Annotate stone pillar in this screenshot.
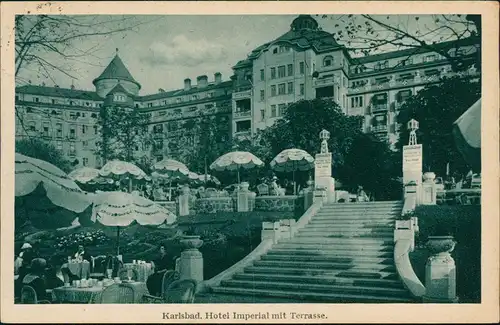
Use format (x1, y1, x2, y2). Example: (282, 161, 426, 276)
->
(421, 172, 437, 205)
(314, 130, 335, 203)
(402, 119, 423, 203)
(261, 221, 281, 243)
(178, 185, 190, 216)
(303, 179, 314, 211)
(237, 182, 250, 212)
(423, 236, 458, 303)
(178, 235, 204, 282)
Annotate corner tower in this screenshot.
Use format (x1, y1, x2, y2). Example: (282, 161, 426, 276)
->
(93, 49, 141, 98)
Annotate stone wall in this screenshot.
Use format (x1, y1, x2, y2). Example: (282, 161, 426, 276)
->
(254, 196, 302, 213)
(193, 197, 235, 214)
(155, 201, 177, 214)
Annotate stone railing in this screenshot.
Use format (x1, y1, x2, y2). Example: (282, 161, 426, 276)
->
(253, 195, 300, 212)
(193, 197, 235, 214)
(436, 188, 481, 205)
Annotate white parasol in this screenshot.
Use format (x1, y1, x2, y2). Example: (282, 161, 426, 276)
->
(210, 151, 264, 183)
(270, 148, 315, 194)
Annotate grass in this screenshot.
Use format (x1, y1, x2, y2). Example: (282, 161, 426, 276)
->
(409, 205, 481, 303)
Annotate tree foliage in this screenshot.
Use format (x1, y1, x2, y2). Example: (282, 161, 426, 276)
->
(318, 14, 481, 72)
(16, 138, 73, 173)
(395, 75, 481, 177)
(95, 105, 152, 163)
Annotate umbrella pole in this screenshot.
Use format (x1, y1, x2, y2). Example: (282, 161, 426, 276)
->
(116, 227, 120, 256)
(237, 168, 240, 184)
(293, 170, 296, 195)
(128, 177, 133, 193)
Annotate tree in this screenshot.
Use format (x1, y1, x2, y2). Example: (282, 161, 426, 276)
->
(395, 75, 481, 177)
(95, 105, 152, 163)
(318, 14, 480, 72)
(16, 138, 73, 173)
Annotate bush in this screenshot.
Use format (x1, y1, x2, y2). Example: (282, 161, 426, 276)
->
(410, 205, 481, 303)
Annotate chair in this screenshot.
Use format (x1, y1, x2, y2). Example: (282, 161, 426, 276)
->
(118, 268, 138, 281)
(89, 255, 107, 279)
(20, 285, 51, 304)
(165, 279, 197, 303)
(142, 270, 180, 303)
(99, 283, 135, 304)
(257, 183, 269, 196)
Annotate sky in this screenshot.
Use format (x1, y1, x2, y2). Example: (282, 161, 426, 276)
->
(16, 14, 473, 94)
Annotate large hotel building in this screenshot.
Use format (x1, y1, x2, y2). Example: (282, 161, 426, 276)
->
(15, 15, 480, 169)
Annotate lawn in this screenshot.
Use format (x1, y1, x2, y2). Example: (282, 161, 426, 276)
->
(409, 205, 481, 303)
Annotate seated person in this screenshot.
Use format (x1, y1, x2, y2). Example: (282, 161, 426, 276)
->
(21, 258, 48, 301)
(146, 244, 173, 296)
(15, 243, 34, 276)
(43, 263, 64, 290)
(357, 186, 369, 202)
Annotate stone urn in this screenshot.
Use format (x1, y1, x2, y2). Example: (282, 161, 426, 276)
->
(426, 235, 456, 256)
(180, 235, 204, 251)
(423, 172, 436, 182)
(306, 179, 314, 189)
(239, 181, 250, 192)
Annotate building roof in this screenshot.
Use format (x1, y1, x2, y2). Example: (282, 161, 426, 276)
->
(106, 83, 131, 96)
(16, 85, 102, 101)
(92, 54, 141, 88)
(353, 37, 480, 65)
(140, 80, 233, 101)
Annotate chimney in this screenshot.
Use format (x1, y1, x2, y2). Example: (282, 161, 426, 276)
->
(70, 84, 75, 90)
(197, 75, 208, 88)
(214, 72, 222, 84)
(184, 78, 191, 91)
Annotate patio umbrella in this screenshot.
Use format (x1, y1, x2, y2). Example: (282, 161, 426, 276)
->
(198, 174, 221, 186)
(99, 160, 147, 192)
(210, 151, 264, 184)
(68, 167, 100, 184)
(452, 98, 481, 172)
(152, 158, 190, 198)
(270, 149, 315, 194)
(15, 153, 92, 213)
(90, 191, 177, 255)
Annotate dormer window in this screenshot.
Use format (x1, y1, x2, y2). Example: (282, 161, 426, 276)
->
(192, 95, 198, 101)
(323, 56, 333, 67)
(176, 98, 182, 103)
(114, 94, 126, 102)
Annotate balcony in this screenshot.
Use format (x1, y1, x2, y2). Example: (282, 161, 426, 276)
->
(153, 132, 164, 139)
(233, 109, 251, 119)
(371, 125, 388, 133)
(371, 104, 388, 113)
(313, 76, 335, 87)
(233, 89, 252, 100)
(234, 130, 251, 138)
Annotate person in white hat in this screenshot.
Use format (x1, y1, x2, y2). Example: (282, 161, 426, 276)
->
(14, 243, 33, 275)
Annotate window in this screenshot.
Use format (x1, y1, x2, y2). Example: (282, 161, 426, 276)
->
(299, 62, 305, 74)
(82, 113, 86, 118)
(323, 56, 333, 67)
(69, 126, 76, 139)
(278, 103, 286, 116)
(56, 141, 62, 150)
(260, 109, 265, 121)
(287, 64, 294, 76)
(270, 67, 276, 79)
(260, 90, 265, 101)
(83, 141, 88, 148)
(300, 83, 305, 95)
(147, 103, 153, 108)
(270, 105, 277, 118)
(34, 97, 39, 103)
(83, 158, 88, 166)
(56, 123, 63, 138)
(350, 96, 364, 108)
(424, 55, 436, 63)
(271, 85, 276, 96)
(93, 125, 98, 134)
(153, 124, 163, 134)
(192, 95, 198, 101)
(69, 101, 74, 106)
(114, 94, 126, 102)
(278, 83, 286, 95)
(260, 69, 265, 81)
(278, 66, 286, 78)
(208, 92, 214, 98)
(235, 120, 251, 133)
(176, 98, 182, 103)
(82, 125, 87, 134)
(287, 82, 294, 94)
(205, 104, 214, 110)
(51, 99, 56, 104)
(16, 95, 19, 101)
(42, 123, 50, 137)
(69, 143, 76, 156)
(273, 48, 278, 54)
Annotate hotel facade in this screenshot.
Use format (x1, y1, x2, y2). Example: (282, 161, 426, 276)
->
(15, 15, 480, 169)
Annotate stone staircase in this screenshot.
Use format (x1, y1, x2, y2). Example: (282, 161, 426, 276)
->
(210, 201, 418, 303)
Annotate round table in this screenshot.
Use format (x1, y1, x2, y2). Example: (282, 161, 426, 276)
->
(124, 263, 153, 282)
(52, 282, 148, 304)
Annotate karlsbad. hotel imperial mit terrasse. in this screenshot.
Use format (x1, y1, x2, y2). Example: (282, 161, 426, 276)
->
(15, 15, 480, 169)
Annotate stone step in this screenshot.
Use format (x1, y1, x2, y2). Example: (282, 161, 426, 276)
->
(210, 287, 414, 303)
(268, 248, 394, 257)
(220, 279, 411, 298)
(273, 243, 394, 253)
(320, 204, 402, 209)
(296, 230, 394, 238)
(233, 272, 404, 289)
(261, 253, 394, 265)
(253, 260, 396, 272)
(244, 266, 398, 279)
(312, 214, 397, 220)
(305, 222, 394, 228)
(314, 211, 399, 217)
(285, 237, 394, 245)
(325, 201, 402, 206)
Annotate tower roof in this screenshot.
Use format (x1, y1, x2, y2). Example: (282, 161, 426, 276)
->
(92, 53, 141, 89)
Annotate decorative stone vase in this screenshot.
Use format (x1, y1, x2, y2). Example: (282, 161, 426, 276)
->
(426, 235, 456, 256)
(239, 182, 250, 191)
(423, 172, 436, 182)
(180, 235, 204, 251)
